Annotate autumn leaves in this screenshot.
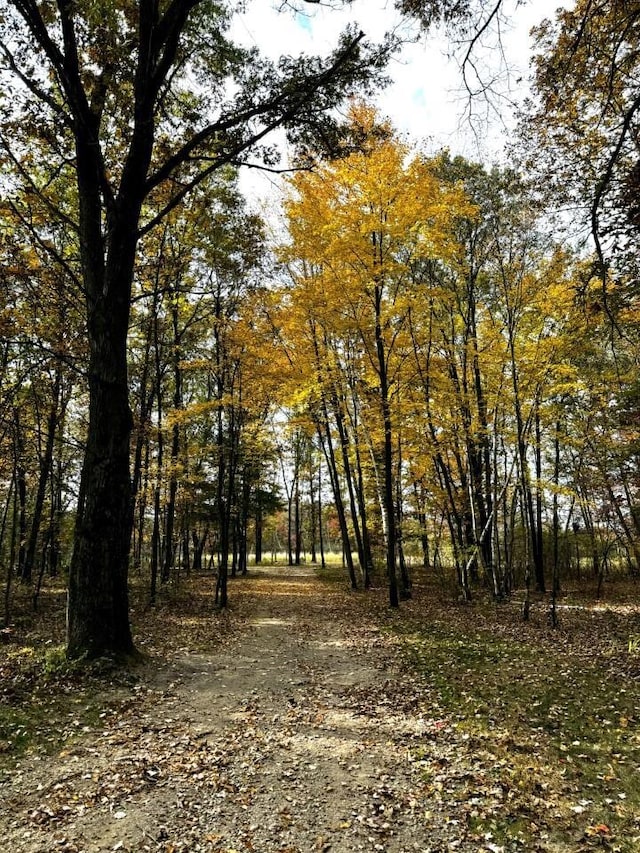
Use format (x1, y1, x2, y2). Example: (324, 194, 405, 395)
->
(270, 102, 636, 602)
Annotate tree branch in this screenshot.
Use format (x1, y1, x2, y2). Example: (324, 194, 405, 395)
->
(0, 40, 73, 127)
(145, 31, 365, 197)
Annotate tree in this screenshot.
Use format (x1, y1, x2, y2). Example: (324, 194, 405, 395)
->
(0, 196, 83, 617)
(281, 104, 471, 605)
(524, 1, 640, 580)
(526, 1, 640, 277)
(0, 0, 546, 657)
(0, 0, 403, 658)
(128, 169, 273, 603)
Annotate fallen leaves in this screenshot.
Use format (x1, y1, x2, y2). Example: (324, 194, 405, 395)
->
(4, 569, 640, 853)
(586, 823, 611, 836)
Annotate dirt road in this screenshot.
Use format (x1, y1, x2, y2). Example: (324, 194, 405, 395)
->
(2, 567, 487, 853)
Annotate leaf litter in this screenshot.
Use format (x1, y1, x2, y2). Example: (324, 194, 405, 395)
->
(1, 567, 640, 852)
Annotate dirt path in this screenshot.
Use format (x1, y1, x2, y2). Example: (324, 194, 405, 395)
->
(2, 568, 488, 853)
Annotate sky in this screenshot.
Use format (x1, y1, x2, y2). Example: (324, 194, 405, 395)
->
(230, 0, 568, 203)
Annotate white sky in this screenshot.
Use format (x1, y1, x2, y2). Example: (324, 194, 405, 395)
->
(231, 0, 567, 203)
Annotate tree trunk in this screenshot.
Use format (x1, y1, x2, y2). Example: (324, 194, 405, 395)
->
(318, 459, 326, 569)
(230, 516, 238, 578)
(14, 409, 27, 584)
(64, 60, 151, 656)
(351, 421, 375, 587)
(309, 459, 318, 564)
(551, 419, 561, 628)
(162, 292, 183, 584)
(534, 401, 545, 591)
(395, 440, 411, 599)
(67, 189, 139, 658)
(49, 419, 66, 578)
(23, 369, 62, 589)
(373, 281, 399, 608)
(287, 494, 294, 565)
(294, 474, 301, 565)
(317, 420, 357, 589)
(413, 480, 431, 571)
(216, 507, 230, 608)
(333, 393, 366, 580)
(131, 289, 158, 574)
(239, 477, 250, 575)
(255, 503, 263, 564)
(2, 474, 15, 628)
(310, 322, 355, 585)
(67, 295, 135, 659)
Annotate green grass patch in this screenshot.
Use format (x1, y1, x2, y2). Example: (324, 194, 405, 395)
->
(314, 560, 353, 585)
(399, 617, 640, 851)
(0, 641, 138, 771)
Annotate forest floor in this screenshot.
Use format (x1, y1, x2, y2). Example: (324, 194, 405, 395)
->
(1, 565, 640, 853)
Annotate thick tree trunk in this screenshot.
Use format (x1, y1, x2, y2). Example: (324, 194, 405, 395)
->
(67, 302, 135, 659)
(67, 192, 138, 658)
(63, 62, 149, 655)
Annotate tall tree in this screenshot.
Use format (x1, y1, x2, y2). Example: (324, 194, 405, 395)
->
(526, 1, 640, 277)
(0, 0, 399, 658)
(281, 104, 471, 605)
(524, 1, 640, 578)
(0, 0, 546, 656)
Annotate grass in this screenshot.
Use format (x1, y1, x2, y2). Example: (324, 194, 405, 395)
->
(395, 592, 640, 852)
(0, 643, 114, 770)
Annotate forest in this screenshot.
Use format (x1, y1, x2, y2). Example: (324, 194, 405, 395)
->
(1, 1, 640, 851)
(1, 0, 638, 645)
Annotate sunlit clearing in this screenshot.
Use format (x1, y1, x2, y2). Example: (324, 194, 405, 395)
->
(252, 617, 294, 628)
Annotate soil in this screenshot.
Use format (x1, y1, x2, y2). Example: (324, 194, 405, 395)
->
(1, 567, 528, 852)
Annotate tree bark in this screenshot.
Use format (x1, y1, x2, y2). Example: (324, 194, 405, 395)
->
(67, 289, 135, 658)
(23, 369, 62, 591)
(65, 18, 149, 656)
(373, 280, 399, 608)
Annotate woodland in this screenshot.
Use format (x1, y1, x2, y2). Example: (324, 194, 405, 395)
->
(1, 0, 640, 851)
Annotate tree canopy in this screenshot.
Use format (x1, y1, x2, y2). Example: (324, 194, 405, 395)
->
(0, 0, 638, 663)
